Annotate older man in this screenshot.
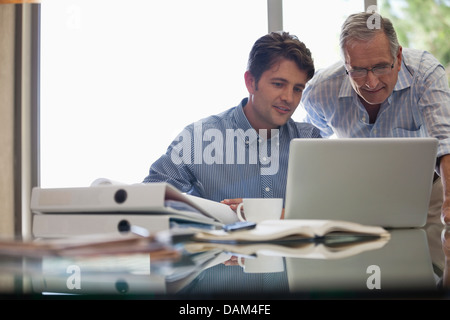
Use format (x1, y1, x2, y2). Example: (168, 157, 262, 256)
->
(301, 12, 450, 225)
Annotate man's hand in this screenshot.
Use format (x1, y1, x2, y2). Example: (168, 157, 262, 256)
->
(222, 255, 242, 266)
(221, 198, 285, 219)
(220, 198, 243, 212)
(442, 198, 450, 225)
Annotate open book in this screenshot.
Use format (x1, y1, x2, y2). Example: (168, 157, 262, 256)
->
(193, 219, 390, 243)
(185, 236, 390, 260)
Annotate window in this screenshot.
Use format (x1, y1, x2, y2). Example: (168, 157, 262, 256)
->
(283, 0, 363, 121)
(41, 0, 267, 187)
(40, 0, 365, 187)
(379, 0, 450, 84)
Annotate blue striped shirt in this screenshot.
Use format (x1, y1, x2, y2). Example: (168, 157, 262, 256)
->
(301, 48, 450, 158)
(143, 98, 321, 202)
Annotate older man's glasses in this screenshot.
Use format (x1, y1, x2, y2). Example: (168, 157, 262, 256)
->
(346, 63, 394, 78)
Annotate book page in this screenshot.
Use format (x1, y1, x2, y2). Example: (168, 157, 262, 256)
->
(194, 219, 316, 242)
(159, 182, 238, 224)
(182, 194, 239, 225)
(319, 220, 389, 237)
(194, 219, 390, 242)
(184, 238, 389, 260)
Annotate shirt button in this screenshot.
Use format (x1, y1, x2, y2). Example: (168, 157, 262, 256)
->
(262, 156, 267, 162)
(265, 187, 270, 192)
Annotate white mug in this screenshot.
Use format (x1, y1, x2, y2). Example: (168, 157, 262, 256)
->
(236, 198, 283, 223)
(238, 254, 284, 273)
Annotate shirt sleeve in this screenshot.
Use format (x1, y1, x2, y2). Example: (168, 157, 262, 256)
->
(417, 62, 450, 159)
(142, 126, 202, 196)
(294, 121, 323, 138)
(143, 153, 194, 191)
(301, 81, 335, 138)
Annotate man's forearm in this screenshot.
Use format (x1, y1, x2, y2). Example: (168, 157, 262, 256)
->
(439, 154, 450, 225)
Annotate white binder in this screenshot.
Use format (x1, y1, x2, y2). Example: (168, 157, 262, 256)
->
(31, 182, 238, 238)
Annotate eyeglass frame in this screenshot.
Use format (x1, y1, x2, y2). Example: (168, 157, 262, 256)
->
(345, 62, 395, 79)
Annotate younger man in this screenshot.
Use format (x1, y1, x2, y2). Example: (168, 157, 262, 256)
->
(144, 32, 321, 210)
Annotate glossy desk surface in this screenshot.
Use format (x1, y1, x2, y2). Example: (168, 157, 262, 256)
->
(0, 222, 449, 301)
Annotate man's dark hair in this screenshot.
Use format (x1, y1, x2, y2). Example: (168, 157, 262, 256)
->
(247, 31, 315, 84)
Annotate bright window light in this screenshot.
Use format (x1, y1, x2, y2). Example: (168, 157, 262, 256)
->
(40, 0, 267, 187)
(40, 0, 364, 187)
(283, 0, 363, 121)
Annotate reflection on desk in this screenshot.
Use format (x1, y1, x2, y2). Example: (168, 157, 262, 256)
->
(0, 225, 449, 299)
(286, 229, 436, 293)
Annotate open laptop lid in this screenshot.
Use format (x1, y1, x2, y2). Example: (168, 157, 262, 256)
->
(284, 138, 438, 228)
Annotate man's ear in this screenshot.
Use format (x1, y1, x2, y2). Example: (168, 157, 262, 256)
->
(396, 46, 403, 71)
(244, 71, 256, 94)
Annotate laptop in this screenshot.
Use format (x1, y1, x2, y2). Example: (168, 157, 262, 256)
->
(284, 138, 438, 228)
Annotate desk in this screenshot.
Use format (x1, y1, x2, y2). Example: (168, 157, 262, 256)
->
(0, 222, 449, 302)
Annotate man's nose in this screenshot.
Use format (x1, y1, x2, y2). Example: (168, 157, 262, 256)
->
(364, 70, 380, 89)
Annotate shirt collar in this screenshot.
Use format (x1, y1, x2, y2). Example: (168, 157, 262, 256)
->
(393, 56, 412, 92)
(339, 76, 354, 98)
(234, 98, 253, 131)
(334, 64, 353, 98)
(234, 97, 285, 145)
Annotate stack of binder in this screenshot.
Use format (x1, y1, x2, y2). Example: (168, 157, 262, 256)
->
(30, 181, 238, 238)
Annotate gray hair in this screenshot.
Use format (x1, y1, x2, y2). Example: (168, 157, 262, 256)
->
(339, 12, 400, 61)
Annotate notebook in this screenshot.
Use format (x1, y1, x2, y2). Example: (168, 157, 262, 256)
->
(284, 138, 438, 228)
